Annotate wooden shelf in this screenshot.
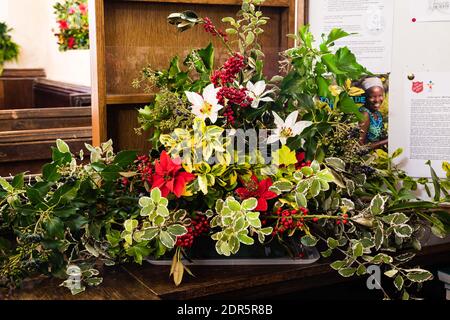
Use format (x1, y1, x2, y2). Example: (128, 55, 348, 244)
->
(106, 94, 154, 105)
(122, 0, 290, 8)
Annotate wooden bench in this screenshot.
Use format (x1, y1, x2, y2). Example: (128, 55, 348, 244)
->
(0, 107, 92, 176)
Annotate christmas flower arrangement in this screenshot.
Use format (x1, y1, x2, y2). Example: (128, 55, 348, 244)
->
(53, 0, 89, 51)
(0, 22, 20, 75)
(1, 0, 449, 299)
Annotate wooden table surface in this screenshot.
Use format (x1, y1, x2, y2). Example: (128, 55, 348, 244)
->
(5, 243, 450, 300)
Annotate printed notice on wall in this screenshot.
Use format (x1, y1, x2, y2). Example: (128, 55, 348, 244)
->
(411, 0, 450, 22)
(309, 0, 394, 74)
(395, 72, 450, 178)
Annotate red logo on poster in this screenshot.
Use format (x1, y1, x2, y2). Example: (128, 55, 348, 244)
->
(412, 81, 424, 93)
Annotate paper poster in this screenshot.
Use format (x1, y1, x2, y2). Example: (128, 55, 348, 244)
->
(308, 0, 394, 74)
(411, 0, 450, 22)
(393, 72, 450, 178)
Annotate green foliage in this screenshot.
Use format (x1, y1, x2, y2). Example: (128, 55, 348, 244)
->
(0, 22, 20, 74)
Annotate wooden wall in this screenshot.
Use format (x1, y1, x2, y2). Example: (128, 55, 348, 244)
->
(0, 69, 46, 110)
(90, 0, 307, 152)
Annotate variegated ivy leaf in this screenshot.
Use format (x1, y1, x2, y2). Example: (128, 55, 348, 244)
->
(166, 224, 188, 236)
(325, 157, 346, 172)
(56, 139, 70, 154)
(340, 198, 355, 211)
(369, 194, 388, 216)
(381, 212, 409, 225)
(308, 179, 321, 198)
(316, 169, 335, 183)
(271, 180, 294, 193)
(393, 224, 413, 238)
(405, 269, 433, 283)
(242, 198, 258, 211)
(295, 192, 307, 208)
(141, 227, 159, 241)
(124, 219, 138, 232)
(226, 197, 241, 211)
(159, 230, 176, 249)
(151, 188, 162, 203)
(310, 160, 321, 173)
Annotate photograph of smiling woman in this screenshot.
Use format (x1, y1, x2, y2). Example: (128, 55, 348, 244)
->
(358, 76, 389, 150)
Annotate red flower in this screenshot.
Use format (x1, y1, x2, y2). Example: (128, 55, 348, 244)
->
(236, 175, 278, 211)
(58, 20, 69, 30)
(295, 152, 305, 170)
(79, 3, 88, 14)
(68, 7, 76, 14)
(67, 37, 76, 49)
(152, 151, 196, 198)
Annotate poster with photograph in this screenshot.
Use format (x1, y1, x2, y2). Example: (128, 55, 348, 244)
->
(309, 0, 394, 74)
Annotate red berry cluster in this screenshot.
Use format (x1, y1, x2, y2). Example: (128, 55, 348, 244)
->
(223, 106, 236, 125)
(176, 215, 210, 248)
(210, 54, 245, 86)
(202, 17, 228, 41)
(336, 213, 349, 225)
(136, 155, 153, 184)
(270, 207, 309, 236)
(218, 87, 252, 108)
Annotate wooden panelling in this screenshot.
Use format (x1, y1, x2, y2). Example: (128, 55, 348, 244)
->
(107, 104, 152, 152)
(0, 107, 91, 131)
(0, 69, 46, 110)
(32, 79, 91, 108)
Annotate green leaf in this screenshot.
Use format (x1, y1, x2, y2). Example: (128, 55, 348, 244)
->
(227, 198, 241, 211)
(166, 224, 187, 236)
(384, 269, 399, 278)
(405, 270, 433, 283)
(56, 139, 70, 154)
(272, 181, 293, 192)
(370, 194, 387, 215)
(339, 96, 363, 120)
(241, 198, 258, 211)
(43, 217, 64, 239)
(151, 188, 162, 203)
(238, 234, 254, 245)
(124, 219, 138, 232)
(11, 173, 24, 189)
(326, 28, 350, 44)
(141, 228, 159, 241)
(295, 192, 307, 208)
(0, 177, 13, 192)
(338, 268, 356, 277)
(394, 275, 404, 291)
(374, 226, 384, 250)
(325, 157, 346, 172)
(245, 31, 255, 45)
(330, 260, 345, 270)
(327, 237, 339, 249)
(159, 230, 176, 249)
(356, 265, 367, 276)
(393, 224, 413, 238)
(301, 235, 318, 247)
(352, 242, 363, 257)
(113, 151, 137, 168)
(321, 248, 333, 258)
(42, 163, 61, 182)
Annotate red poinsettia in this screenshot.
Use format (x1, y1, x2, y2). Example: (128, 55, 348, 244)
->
(58, 20, 69, 30)
(67, 37, 76, 49)
(152, 151, 196, 198)
(235, 175, 278, 211)
(79, 3, 88, 14)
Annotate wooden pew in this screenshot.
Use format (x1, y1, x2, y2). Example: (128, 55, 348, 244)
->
(0, 107, 92, 177)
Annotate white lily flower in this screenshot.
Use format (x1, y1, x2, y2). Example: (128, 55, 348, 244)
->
(185, 84, 223, 123)
(267, 111, 313, 145)
(246, 80, 274, 109)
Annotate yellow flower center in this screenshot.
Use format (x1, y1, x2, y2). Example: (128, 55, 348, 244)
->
(200, 102, 213, 115)
(280, 127, 293, 138)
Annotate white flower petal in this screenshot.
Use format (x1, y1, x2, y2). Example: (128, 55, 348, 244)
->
(251, 98, 260, 109)
(260, 96, 274, 102)
(203, 84, 219, 105)
(246, 81, 254, 92)
(285, 111, 299, 128)
(253, 80, 266, 96)
(209, 112, 218, 124)
(272, 111, 285, 128)
(267, 134, 280, 144)
(212, 104, 224, 112)
(280, 137, 287, 145)
(185, 91, 204, 108)
(292, 121, 313, 135)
